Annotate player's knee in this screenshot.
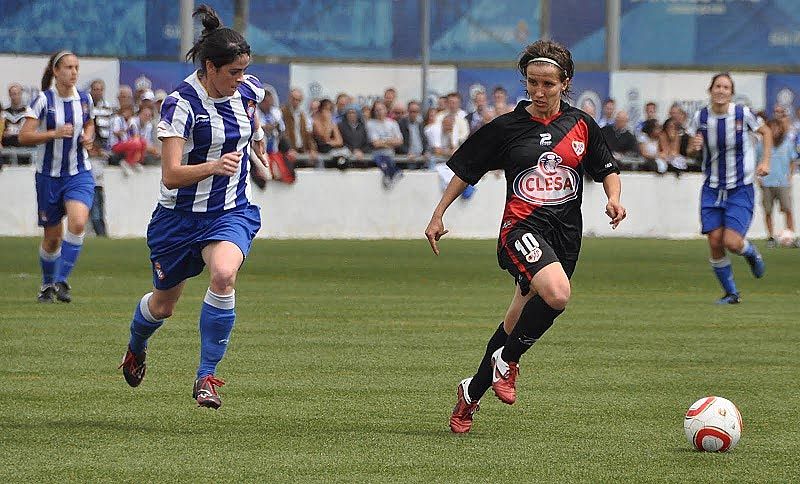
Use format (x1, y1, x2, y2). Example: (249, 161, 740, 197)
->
(541, 285, 571, 310)
(42, 237, 61, 253)
(150, 299, 176, 320)
(210, 266, 238, 292)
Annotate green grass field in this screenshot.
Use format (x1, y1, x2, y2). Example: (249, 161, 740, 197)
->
(1, 237, 798, 482)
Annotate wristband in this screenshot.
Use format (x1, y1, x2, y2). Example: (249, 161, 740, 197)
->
(252, 127, 265, 142)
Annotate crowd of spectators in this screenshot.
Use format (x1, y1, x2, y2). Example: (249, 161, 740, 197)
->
(2, 79, 799, 190)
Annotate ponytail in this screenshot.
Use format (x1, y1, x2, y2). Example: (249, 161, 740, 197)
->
(41, 64, 54, 91)
(185, 4, 250, 74)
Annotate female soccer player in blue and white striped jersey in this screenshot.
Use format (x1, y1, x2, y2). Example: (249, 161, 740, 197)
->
(118, 4, 269, 409)
(19, 51, 95, 304)
(687, 73, 772, 304)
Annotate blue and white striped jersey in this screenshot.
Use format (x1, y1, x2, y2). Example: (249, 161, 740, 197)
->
(26, 87, 93, 177)
(157, 71, 265, 213)
(687, 103, 762, 189)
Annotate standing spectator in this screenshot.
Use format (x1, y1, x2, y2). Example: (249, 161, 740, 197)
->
(423, 107, 439, 148)
(436, 92, 469, 148)
(597, 98, 616, 127)
(465, 90, 493, 134)
(773, 104, 794, 138)
(281, 88, 318, 163)
(117, 85, 134, 112)
(491, 86, 513, 116)
(600, 110, 638, 158)
(258, 85, 284, 154)
(361, 104, 372, 121)
(133, 75, 152, 110)
(366, 100, 403, 188)
(397, 100, 427, 156)
(758, 118, 798, 248)
(87, 79, 112, 237)
(390, 101, 406, 121)
(383, 87, 397, 117)
(436, 95, 448, 113)
(338, 104, 370, 158)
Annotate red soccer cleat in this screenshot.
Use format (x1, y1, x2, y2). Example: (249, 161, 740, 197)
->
(193, 375, 225, 409)
(491, 348, 519, 405)
(450, 378, 480, 433)
(119, 346, 147, 387)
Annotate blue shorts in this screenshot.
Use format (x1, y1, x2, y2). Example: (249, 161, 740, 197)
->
(700, 184, 754, 236)
(146, 204, 262, 290)
(35, 170, 95, 227)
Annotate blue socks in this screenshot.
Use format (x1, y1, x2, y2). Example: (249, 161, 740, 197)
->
(710, 257, 737, 295)
(55, 230, 84, 283)
(128, 292, 164, 354)
(197, 289, 236, 379)
(39, 245, 61, 285)
(738, 240, 756, 260)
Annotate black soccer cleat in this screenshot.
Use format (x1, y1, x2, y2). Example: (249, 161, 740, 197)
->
(716, 293, 741, 305)
(37, 284, 56, 303)
(54, 281, 72, 303)
(119, 346, 147, 387)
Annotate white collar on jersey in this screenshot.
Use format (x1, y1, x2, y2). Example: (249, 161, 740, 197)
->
(49, 86, 80, 101)
(187, 71, 236, 102)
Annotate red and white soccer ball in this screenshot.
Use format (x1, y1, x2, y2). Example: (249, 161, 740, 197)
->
(778, 229, 796, 247)
(684, 396, 742, 452)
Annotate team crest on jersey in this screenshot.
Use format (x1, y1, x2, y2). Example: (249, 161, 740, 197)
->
(247, 100, 256, 120)
(81, 102, 89, 115)
(154, 262, 165, 280)
(572, 140, 585, 156)
(735, 120, 743, 132)
(513, 152, 579, 206)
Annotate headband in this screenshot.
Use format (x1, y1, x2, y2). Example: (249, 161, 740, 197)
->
(52, 50, 74, 68)
(527, 57, 568, 77)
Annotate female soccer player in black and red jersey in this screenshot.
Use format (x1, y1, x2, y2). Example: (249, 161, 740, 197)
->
(425, 40, 627, 433)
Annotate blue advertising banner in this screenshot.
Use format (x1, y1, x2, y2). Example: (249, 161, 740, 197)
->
(621, 0, 800, 66)
(766, 73, 800, 118)
(457, 67, 608, 116)
(120, 60, 289, 101)
(550, 0, 606, 65)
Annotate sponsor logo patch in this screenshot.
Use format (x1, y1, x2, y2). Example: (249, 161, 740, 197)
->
(512, 152, 579, 206)
(539, 133, 552, 146)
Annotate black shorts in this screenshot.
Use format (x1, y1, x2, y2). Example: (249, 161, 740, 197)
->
(498, 229, 577, 296)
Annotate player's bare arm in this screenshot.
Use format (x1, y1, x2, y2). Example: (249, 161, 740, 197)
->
(425, 174, 468, 255)
(602, 173, 626, 229)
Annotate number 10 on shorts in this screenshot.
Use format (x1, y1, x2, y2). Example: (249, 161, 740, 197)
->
(514, 233, 543, 263)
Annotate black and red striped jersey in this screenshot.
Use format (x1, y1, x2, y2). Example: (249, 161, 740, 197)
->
(447, 100, 620, 260)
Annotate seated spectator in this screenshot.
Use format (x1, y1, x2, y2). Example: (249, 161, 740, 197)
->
(312, 99, 345, 153)
(88, 79, 113, 154)
(397, 100, 427, 156)
(428, 115, 475, 199)
(465, 90, 494, 134)
(423, 107, 440, 148)
(280, 88, 318, 164)
(259, 86, 284, 154)
(334, 92, 350, 124)
(366, 100, 403, 189)
(361, 104, 372, 122)
(338, 104, 371, 158)
(597, 98, 616, 127)
(436, 95, 448, 113)
(110, 105, 147, 174)
(492, 86, 513, 116)
(638, 119, 668, 174)
(132, 106, 160, 164)
(1, 83, 28, 148)
(601, 110, 638, 157)
(659, 118, 689, 174)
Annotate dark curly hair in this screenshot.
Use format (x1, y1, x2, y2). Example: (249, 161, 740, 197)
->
(518, 40, 574, 98)
(185, 4, 251, 75)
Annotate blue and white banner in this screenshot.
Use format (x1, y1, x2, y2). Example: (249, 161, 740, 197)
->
(621, 0, 800, 67)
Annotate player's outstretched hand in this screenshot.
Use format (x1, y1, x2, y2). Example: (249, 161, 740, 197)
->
(213, 151, 242, 177)
(606, 199, 627, 229)
(425, 216, 449, 255)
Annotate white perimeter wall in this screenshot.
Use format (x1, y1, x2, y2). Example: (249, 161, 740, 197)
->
(0, 167, 796, 239)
